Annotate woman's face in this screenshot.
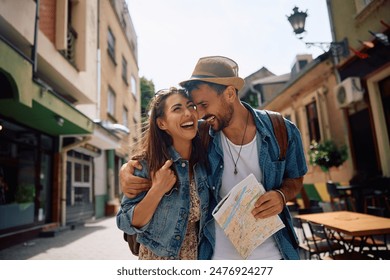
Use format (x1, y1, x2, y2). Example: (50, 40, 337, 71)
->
(157, 93, 198, 143)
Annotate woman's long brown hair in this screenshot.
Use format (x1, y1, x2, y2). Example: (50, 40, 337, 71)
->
(133, 87, 207, 178)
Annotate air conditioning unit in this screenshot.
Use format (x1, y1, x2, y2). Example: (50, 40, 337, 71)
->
(333, 77, 364, 109)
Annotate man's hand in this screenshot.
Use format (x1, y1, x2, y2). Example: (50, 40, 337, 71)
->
(119, 160, 151, 198)
(251, 190, 284, 219)
(251, 177, 303, 219)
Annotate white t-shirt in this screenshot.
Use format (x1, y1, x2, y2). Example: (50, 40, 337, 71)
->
(212, 132, 282, 260)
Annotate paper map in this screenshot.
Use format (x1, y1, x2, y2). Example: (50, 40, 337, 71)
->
(212, 173, 285, 259)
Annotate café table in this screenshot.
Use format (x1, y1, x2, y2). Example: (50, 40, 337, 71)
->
(296, 211, 390, 253)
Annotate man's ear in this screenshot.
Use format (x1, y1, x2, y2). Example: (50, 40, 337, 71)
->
(224, 85, 236, 100)
(157, 117, 167, 130)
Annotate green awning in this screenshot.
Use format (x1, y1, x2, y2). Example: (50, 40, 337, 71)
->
(0, 39, 93, 135)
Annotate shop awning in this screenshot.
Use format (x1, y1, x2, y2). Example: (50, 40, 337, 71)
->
(0, 39, 94, 136)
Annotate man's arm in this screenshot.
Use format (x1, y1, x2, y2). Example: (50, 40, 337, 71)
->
(279, 176, 303, 202)
(119, 160, 151, 198)
(251, 176, 303, 219)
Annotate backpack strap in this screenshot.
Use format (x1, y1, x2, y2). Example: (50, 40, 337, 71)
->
(266, 110, 288, 160)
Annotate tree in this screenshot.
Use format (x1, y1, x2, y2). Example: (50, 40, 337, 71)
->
(140, 76, 155, 125)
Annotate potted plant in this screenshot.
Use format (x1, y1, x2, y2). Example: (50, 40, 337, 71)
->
(308, 140, 348, 181)
(0, 183, 35, 230)
(15, 183, 35, 203)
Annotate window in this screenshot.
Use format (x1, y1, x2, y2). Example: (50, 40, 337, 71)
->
(131, 75, 137, 99)
(123, 107, 128, 128)
(306, 101, 321, 143)
(108, 87, 116, 117)
(67, 151, 92, 206)
(107, 28, 116, 62)
(122, 56, 128, 83)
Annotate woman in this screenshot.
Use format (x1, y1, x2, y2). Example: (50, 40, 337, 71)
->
(116, 87, 212, 260)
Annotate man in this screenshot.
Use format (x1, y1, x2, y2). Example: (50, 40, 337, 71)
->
(120, 56, 307, 259)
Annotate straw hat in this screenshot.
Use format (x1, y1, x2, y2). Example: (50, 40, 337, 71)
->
(179, 56, 245, 90)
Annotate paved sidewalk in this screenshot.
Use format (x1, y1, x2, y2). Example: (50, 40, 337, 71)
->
(0, 216, 137, 260)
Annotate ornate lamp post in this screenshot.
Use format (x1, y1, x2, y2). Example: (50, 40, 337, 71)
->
(287, 6, 349, 61)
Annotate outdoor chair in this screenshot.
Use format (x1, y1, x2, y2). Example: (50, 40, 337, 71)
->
(307, 222, 374, 260)
(326, 181, 356, 211)
(295, 207, 333, 260)
(306, 221, 345, 259)
(360, 206, 389, 259)
(292, 217, 320, 260)
(361, 176, 390, 216)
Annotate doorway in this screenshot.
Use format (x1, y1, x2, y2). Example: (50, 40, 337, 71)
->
(349, 109, 380, 178)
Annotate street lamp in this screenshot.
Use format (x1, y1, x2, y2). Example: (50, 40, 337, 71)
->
(287, 6, 349, 61)
(287, 7, 308, 39)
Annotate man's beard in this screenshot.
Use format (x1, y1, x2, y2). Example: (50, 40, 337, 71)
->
(212, 100, 233, 132)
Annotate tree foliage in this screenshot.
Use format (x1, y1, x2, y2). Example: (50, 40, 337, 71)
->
(140, 76, 155, 122)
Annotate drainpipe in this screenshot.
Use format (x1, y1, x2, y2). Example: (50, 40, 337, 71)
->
(60, 136, 91, 227)
(97, 0, 101, 119)
(326, 0, 341, 83)
(107, 149, 115, 203)
(32, 0, 40, 77)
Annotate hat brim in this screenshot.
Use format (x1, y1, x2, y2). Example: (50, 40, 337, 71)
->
(179, 77, 245, 91)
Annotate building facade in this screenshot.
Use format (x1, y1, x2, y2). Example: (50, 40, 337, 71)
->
(252, 0, 389, 207)
(327, 0, 390, 179)
(95, 0, 141, 216)
(0, 0, 140, 249)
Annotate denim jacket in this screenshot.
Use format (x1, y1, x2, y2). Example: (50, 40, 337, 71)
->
(206, 102, 308, 260)
(116, 146, 212, 260)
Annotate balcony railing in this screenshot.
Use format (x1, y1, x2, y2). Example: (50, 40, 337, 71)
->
(60, 25, 77, 66)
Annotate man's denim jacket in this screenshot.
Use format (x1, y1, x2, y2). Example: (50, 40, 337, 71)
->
(205, 102, 308, 260)
(116, 146, 212, 260)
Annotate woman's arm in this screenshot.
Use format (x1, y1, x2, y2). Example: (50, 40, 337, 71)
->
(132, 160, 176, 228)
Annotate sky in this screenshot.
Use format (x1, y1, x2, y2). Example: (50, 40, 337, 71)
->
(126, 0, 333, 91)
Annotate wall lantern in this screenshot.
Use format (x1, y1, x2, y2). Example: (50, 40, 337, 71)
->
(287, 6, 349, 61)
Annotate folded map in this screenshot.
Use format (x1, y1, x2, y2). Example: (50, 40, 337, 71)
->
(212, 173, 285, 259)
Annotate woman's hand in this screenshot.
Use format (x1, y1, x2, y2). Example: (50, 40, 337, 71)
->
(151, 159, 177, 197)
(132, 159, 177, 228)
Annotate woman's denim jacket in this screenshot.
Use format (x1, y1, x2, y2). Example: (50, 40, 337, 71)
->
(116, 146, 212, 260)
(205, 102, 308, 260)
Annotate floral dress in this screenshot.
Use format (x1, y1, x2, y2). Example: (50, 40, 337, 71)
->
(138, 179, 201, 260)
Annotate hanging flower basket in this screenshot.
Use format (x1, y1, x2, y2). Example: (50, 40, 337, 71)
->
(308, 140, 348, 179)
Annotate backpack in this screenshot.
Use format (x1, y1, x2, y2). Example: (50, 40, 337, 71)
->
(265, 110, 288, 160)
(123, 111, 288, 256)
(123, 232, 139, 256)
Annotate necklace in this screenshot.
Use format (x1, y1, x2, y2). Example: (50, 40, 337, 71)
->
(225, 110, 250, 175)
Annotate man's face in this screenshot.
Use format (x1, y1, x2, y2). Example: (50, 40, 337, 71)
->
(190, 84, 233, 132)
